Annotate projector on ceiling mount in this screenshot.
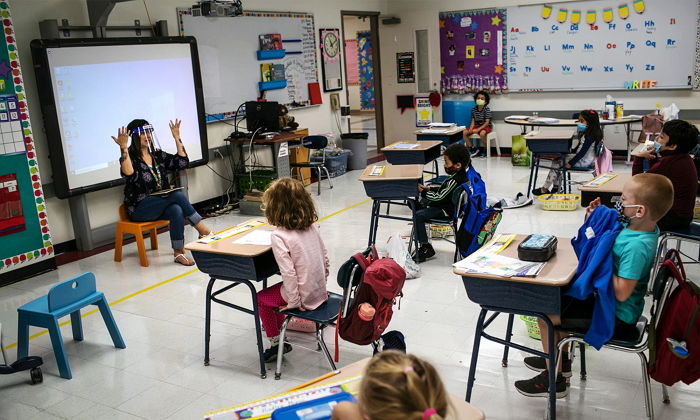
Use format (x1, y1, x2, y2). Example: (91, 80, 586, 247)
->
(192, 1, 243, 17)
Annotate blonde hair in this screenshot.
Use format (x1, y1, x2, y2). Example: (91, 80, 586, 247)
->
(629, 173, 674, 221)
(262, 177, 318, 230)
(359, 351, 449, 420)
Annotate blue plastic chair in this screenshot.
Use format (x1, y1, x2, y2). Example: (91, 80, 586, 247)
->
(17, 272, 126, 379)
(274, 292, 342, 380)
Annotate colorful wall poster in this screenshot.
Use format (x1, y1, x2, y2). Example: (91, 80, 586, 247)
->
(344, 39, 359, 85)
(415, 97, 433, 127)
(357, 31, 375, 109)
(0, 1, 54, 275)
(396, 52, 415, 83)
(439, 8, 507, 94)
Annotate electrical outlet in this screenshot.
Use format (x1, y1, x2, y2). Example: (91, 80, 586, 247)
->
(330, 93, 340, 111)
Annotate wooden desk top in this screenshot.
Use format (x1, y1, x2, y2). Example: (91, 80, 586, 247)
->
(225, 131, 306, 144)
(358, 164, 424, 182)
(315, 358, 485, 420)
(381, 140, 442, 152)
(184, 218, 274, 257)
(454, 234, 577, 286)
(414, 126, 465, 135)
(579, 172, 632, 193)
(524, 129, 576, 140)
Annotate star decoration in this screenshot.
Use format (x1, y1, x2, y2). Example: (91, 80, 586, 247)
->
(418, 109, 431, 120)
(494, 65, 504, 74)
(439, 19, 445, 29)
(491, 15, 502, 26)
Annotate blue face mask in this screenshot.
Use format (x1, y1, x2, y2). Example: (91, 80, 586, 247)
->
(576, 123, 587, 132)
(653, 141, 662, 153)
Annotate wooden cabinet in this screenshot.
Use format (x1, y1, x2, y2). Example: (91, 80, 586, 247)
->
(289, 128, 311, 185)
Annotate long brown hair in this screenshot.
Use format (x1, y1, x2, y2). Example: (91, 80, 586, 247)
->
(262, 177, 318, 230)
(359, 351, 450, 420)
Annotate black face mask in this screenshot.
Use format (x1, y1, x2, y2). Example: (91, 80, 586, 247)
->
(445, 165, 459, 175)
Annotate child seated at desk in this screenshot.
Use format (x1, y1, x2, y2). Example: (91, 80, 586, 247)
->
(257, 178, 330, 362)
(331, 351, 450, 420)
(464, 90, 492, 157)
(414, 143, 470, 263)
(515, 173, 674, 398)
(532, 109, 603, 196)
(632, 119, 699, 231)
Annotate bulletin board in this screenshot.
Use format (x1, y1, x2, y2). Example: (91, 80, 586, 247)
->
(345, 39, 359, 85)
(178, 9, 319, 120)
(358, 31, 375, 109)
(439, 8, 508, 94)
(0, 1, 54, 274)
(506, 0, 698, 91)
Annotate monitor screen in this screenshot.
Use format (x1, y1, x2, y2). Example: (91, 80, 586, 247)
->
(245, 101, 279, 133)
(31, 37, 208, 198)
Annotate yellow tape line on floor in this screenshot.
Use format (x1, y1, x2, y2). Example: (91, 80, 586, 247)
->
(3, 197, 372, 351)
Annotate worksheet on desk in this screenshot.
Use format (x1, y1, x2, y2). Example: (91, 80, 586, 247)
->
(233, 229, 273, 245)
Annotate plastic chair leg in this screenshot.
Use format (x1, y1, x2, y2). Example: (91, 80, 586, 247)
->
(95, 297, 126, 349)
(70, 310, 84, 341)
(579, 342, 587, 380)
(323, 167, 333, 189)
(114, 227, 123, 262)
(134, 231, 149, 267)
(16, 315, 30, 359)
(48, 318, 72, 379)
(149, 228, 159, 250)
(662, 384, 670, 404)
(638, 351, 654, 419)
(317, 326, 336, 371)
(275, 317, 292, 380)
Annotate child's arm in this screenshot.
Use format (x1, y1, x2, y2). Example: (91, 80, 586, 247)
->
(612, 275, 638, 302)
(319, 228, 330, 278)
(331, 402, 362, 420)
(271, 234, 302, 309)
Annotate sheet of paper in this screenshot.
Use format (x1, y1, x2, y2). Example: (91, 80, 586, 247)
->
(233, 229, 272, 245)
(582, 173, 618, 188)
(386, 142, 419, 150)
(197, 221, 265, 244)
(368, 165, 385, 176)
(453, 253, 541, 277)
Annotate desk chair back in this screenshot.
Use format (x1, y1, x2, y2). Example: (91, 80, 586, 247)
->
(48, 273, 97, 312)
(293, 135, 333, 195)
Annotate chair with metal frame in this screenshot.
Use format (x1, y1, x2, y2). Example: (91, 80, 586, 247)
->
(425, 185, 468, 262)
(290, 135, 333, 195)
(555, 250, 677, 419)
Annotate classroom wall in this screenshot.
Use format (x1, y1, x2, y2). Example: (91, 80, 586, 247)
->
(11, 0, 388, 244)
(380, 0, 700, 148)
(343, 15, 371, 111)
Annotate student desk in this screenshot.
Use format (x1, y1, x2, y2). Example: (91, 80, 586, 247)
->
(505, 117, 643, 162)
(578, 172, 632, 208)
(415, 126, 466, 147)
(381, 140, 442, 177)
(359, 164, 423, 252)
(523, 130, 576, 197)
(185, 219, 278, 379)
(204, 357, 485, 420)
(454, 234, 577, 420)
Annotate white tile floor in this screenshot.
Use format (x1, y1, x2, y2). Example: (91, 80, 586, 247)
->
(1, 157, 699, 419)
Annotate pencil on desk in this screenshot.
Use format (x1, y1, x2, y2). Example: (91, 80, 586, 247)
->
(287, 369, 341, 392)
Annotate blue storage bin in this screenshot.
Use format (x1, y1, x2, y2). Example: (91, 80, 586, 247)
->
(442, 100, 475, 127)
(311, 151, 349, 178)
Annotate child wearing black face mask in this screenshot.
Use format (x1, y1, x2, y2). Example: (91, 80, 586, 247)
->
(413, 144, 471, 263)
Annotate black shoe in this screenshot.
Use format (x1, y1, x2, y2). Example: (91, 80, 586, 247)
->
(531, 186, 559, 197)
(263, 343, 292, 363)
(524, 353, 572, 378)
(514, 370, 569, 398)
(470, 147, 480, 157)
(412, 243, 436, 263)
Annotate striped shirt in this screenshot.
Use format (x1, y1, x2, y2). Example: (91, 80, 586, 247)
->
(423, 170, 467, 216)
(471, 106, 493, 128)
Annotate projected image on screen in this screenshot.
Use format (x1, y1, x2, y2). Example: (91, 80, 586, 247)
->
(40, 41, 205, 194)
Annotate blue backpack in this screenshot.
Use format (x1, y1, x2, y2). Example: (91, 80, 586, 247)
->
(455, 166, 503, 259)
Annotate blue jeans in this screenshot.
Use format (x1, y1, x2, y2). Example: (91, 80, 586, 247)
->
(414, 206, 447, 244)
(130, 191, 202, 250)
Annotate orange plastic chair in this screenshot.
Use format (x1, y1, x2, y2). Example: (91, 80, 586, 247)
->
(114, 204, 169, 267)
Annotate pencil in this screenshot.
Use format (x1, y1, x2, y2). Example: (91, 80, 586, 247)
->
(286, 369, 341, 392)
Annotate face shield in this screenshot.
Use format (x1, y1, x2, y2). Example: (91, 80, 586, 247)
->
(132, 124, 163, 154)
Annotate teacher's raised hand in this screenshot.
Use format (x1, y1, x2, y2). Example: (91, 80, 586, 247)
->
(169, 119, 182, 141)
(111, 126, 130, 149)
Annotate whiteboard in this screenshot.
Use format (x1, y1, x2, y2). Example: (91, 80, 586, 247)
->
(179, 10, 318, 116)
(507, 0, 698, 91)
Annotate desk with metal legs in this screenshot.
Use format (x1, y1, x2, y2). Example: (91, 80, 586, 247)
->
(455, 235, 577, 420)
(524, 130, 576, 197)
(382, 140, 442, 177)
(185, 219, 277, 379)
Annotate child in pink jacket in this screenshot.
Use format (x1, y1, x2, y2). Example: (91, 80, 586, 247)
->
(257, 177, 329, 362)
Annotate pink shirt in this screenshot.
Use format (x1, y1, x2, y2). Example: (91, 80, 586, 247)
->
(271, 224, 329, 310)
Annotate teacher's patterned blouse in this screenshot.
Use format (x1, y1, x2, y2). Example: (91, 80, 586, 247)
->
(120, 150, 189, 217)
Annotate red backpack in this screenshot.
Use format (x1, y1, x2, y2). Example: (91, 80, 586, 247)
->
(648, 249, 700, 386)
(335, 247, 406, 360)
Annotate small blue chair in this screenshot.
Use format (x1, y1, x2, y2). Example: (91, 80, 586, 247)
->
(17, 272, 125, 379)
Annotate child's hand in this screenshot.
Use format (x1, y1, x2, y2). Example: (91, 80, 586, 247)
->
(637, 150, 656, 160)
(586, 197, 601, 216)
(418, 184, 428, 192)
(279, 305, 305, 312)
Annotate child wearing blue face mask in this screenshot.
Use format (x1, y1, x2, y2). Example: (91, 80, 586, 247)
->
(532, 109, 604, 196)
(464, 90, 492, 157)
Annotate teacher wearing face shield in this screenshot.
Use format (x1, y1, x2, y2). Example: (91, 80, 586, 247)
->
(112, 118, 211, 266)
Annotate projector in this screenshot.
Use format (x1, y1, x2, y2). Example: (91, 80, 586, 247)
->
(192, 1, 242, 17)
